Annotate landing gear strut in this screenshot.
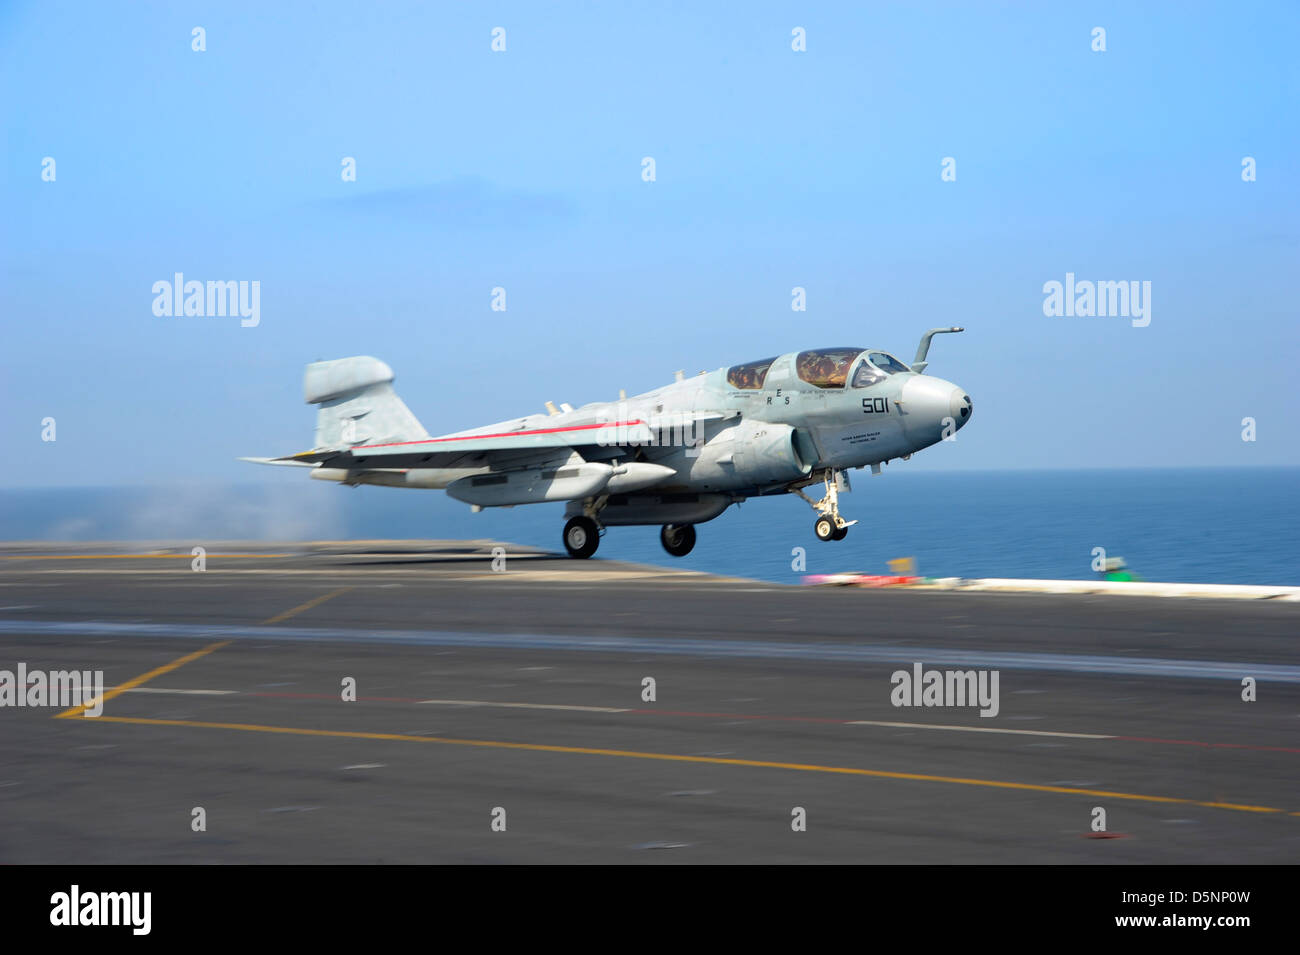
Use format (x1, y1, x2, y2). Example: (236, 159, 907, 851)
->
(660, 523, 696, 557)
(795, 470, 857, 543)
(563, 515, 600, 559)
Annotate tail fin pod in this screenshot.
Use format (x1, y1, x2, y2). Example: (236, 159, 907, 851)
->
(304, 356, 428, 449)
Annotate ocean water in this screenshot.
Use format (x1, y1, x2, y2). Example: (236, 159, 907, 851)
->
(2, 468, 1296, 586)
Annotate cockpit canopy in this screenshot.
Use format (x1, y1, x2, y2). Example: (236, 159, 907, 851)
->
(727, 348, 912, 391)
(796, 348, 912, 389)
(726, 356, 777, 390)
(866, 351, 910, 375)
(795, 348, 861, 388)
(851, 351, 911, 387)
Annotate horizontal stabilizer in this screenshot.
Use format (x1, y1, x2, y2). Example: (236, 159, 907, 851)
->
(238, 456, 318, 468)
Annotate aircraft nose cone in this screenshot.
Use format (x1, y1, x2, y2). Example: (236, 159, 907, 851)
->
(901, 376, 970, 442)
(950, 388, 972, 427)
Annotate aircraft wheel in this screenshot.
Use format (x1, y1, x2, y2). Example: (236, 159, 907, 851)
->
(814, 517, 837, 541)
(832, 524, 848, 541)
(660, 523, 696, 557)
(563, 516, 599, 559)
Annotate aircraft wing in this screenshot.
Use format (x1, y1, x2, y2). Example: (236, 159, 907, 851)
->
(274, 418, 657, 470)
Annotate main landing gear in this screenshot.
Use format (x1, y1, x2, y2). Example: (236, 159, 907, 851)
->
(562, 515, 600, 559)
(561, 516, 698, 559)
(794, 470, 857, 543)
(660, 523, 696, 557)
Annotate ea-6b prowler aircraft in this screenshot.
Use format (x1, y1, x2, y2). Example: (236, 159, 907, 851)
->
(244, 329, 972, 559)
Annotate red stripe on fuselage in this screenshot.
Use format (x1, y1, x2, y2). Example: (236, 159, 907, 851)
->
(353, 420, 647, 451)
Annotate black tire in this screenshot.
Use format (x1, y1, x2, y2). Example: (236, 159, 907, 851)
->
(563, 516, 599, 559)
(814, 517, 837, 541)
(832, 524, 848, 541)
(660, 523, 696, 557)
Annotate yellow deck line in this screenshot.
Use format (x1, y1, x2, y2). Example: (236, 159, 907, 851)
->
(53, 587, 351, 717)
(55, 640, 232, 718)
(262, 587, 351, 624)
(0, 554, 291, 560)
(75, 715, 1300, 817)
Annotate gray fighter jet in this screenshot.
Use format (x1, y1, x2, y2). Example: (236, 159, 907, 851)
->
(244, 328, 971, 558)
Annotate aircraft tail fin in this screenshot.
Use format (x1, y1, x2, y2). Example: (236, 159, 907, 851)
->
(303, 356, 429, 450)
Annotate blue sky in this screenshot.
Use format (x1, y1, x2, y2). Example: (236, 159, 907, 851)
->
(3, 1, 1298, 487)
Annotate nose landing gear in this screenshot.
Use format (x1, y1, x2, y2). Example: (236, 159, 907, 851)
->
(814, 517, 848, 541)
(795, 470, 857, 542)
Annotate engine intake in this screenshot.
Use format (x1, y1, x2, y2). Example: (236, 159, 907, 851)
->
(732, 422, 813, 486)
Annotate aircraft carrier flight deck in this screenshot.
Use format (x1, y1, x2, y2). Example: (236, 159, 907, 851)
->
(1, 541, 1297, 864)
